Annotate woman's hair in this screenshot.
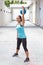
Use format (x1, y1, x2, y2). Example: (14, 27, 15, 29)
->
(19, 15, 22, 21)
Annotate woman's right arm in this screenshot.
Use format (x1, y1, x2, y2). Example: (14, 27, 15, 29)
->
(21, 6, 25, 26)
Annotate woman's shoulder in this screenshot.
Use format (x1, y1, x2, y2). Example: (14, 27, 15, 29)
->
(20, 22, 24, 27)
(16, 23, 24, 28)
(16, 24, 20, 29)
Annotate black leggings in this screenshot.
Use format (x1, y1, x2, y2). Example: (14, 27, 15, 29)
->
(17, 38, 28, 52)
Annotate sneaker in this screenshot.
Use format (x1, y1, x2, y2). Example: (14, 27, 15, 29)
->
(12, 53, 18, 57)
(24, 58, 30, 62)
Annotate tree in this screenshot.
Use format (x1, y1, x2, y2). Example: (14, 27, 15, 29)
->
(4, 0, 10, 7)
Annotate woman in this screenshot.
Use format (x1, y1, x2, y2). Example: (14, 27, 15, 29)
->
(13, 6, 29, 62)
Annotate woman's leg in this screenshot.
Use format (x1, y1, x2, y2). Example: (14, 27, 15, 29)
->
(13, 38, 21, 57)
(22, 38, 29, 62)
(16, 38, 22, 53)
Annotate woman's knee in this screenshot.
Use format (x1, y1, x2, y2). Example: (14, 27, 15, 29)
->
(23, 47, 28, 52)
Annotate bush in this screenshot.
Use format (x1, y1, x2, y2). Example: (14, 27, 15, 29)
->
(20, 1, 26, 4)
(4, 0, 10, 7)
(10, 1, 14, 4)
(4, 0, 27, 7)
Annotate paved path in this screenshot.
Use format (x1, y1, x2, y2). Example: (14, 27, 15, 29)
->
(0, 21, 43, 65)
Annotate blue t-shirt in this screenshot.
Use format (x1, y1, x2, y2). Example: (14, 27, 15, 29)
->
(16, 24, 26, 38)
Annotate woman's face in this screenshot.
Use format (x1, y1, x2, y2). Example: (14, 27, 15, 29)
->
(16, 16, 21, 23)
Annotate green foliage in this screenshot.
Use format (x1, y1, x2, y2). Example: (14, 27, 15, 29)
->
(13, 1, 27, 4)
(20, 1, 26, 4)
(4, 0, 10, 7)
(4, 0, 27, 7)
(10, 1, 14, 4)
